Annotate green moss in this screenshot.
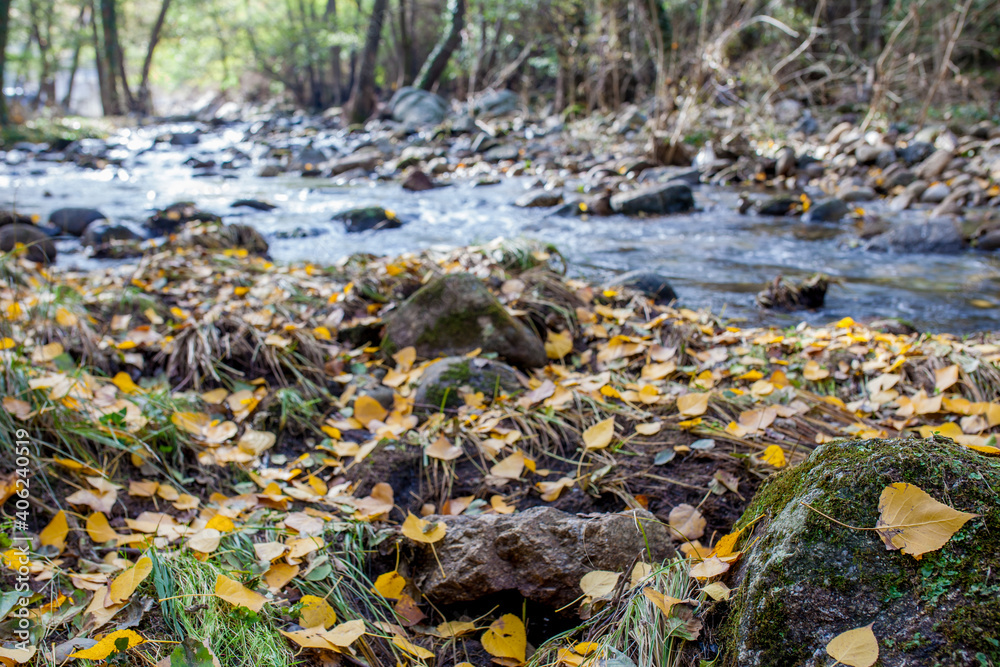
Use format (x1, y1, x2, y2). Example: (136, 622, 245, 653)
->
(720, 437, 1000, 666)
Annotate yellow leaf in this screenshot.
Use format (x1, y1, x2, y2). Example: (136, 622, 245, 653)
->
(401, 513, 447, 544)
(172, 411, 210, 435)
(214, 574, 268, 612)
(187, 529, 222, 554)
(2, 396, 32, 420)
(580, 570, 619, 598)
(677, 392, 710, 417)
(825, 623, 879, 667)
(635, 422, 662, 435)
(490, 495, 516, 514)
(426, 435, 463, 461)
(761, 445, 786, 468)
(201, 388, 229, 404)
(238, 428, 277, 456)
(108, 555, 153, 604)
(642, 588, 683, 616)
(638, 384, 660, 405)
(32, 342, 64, 363)
(324, 619, 366, 647)
(803, 360, 830, 381)
(437, 621, 477, 638)
(279, 626, 339, 650)
(688, 556, 730, 581)
(392, 634, 435, 660)
(112, 372, 142, 394)
(536, 476, 574, 502)
(934, 365, 959, 393)
(393, 346, 416, 370)
(86, 512, 121, 544)
(300, 595, 338, 629)
(354, 395, 388, 427)
(917, 422, 963, 440)
(701, 581, 731, 600)
(875, 483, 978, 559)
(583, 417, 616, 450)
(545, 329, 574, 359)
(69, 629, 145, 660)
(40, 510, 69, 552)
(491, 451, 525, 479)
(668, 504, 707, 540)
(373, 571, 407, 600)
(481, 614, 527, 662)
(0, 646, 35, 664)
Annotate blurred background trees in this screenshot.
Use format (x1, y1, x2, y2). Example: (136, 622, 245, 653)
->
(0, 0, 997, 121)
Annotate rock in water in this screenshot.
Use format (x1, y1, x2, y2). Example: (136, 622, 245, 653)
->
(389, 87, 448, 125)
(82, 223, 142, 247)
(408, 507, 674, 608)
(865, 219, 965, 253)
(334, 207, 403, 233)
(802, 198, 848, 223)
(515, 189, 563, 208)
(610, 183, 694, 215)
(49, 207, 107, 236)
(146, 202, 221, 235)
(413, 356, 524, 411)
(721, 438, 1000, 666)
(384, 273, 547, 368)
(401, 169, 437, 191)
(190, 224, 269, 255)
(0, 224, 57, 264)
(756, 274, 830, 310)
(608, 271, 678, 305)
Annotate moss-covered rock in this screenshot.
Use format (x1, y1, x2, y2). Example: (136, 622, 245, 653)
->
(384, 273, 547, 368)
(721, 437, 1000, 667)
(413, 356, 525, 411)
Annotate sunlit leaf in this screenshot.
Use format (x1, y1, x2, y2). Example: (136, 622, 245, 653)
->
(825, 623, 879, 667)
(108, 555, 153, 604)
(69, 629, 145, 660)
(401, 513, 446, 543)
(214, 574, 267, 612)
(300, 595, 338, 629)
(481, 614, 526, 662)
(677, 392, 710, 417)
(875, 483, 978, 559)
(583, 417, 616, 450)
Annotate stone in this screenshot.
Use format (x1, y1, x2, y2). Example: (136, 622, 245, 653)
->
(0, 211, 34, 227)
(408, 507, 674, 608)
(0, 224, 57, 264)
(231, 199, 277, 211)
(257, 164, 282, 178)
(920, 182, 951, 203)
(384, 273, 546, 368)
(334, 207, 403, 233)
(865, 218, 965, 253)
(915, 149, 954, 181)
(401, 169, 437, 191)
(290, 146, 328, 174)
(775, 148, 796, 177)
(824, 121, 853, 145)
(899, 141, 935, 166)
(839, 186, 876, 202)
(802, 198, 848, 223)
(413, 356, 524, 411)
(190, 224, 269, 255)
(883, 169, 916, 189)
(483, 145, 520, 162)
(607, 271, 678, 305)
(610, 183, 694, 215)
(389, 87, 448, 125)
(773, 98, 803, 124)
(146, 202, 220, 235)
(515, 189, 563, 208)
(976, 229, 1000, 251)
(48, 207, 107, 236)
(472, 89, 519, 118)
(721, 438, 1000, 667)
(854, 143, 885, 165)
(328, 149, 382, 176)
(168, 132, 200, 146)
(753, 197, 799, 217)
(82, 223, 142, 247)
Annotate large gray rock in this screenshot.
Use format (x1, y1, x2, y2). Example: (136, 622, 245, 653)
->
(473, 89, 519, 118)
(334, 207, 403, 233)
(0, 224, 56, 264)
(413, 356, 524, 411)
(409, 507, 674, 608)
(610, 183, 694, 215)
(865, 218, 965, 253)
(607, 271, 678, 305)
(384, 273, 546, 368)
(915, 149, 954, 181)
(802, 198, 849, 223)
(328, 149, 382, 176)
(49, 207, 106, 236)
(389, 87, 448, 125)
(82, 223, 142, 247)
(721, 438, 1000, 667)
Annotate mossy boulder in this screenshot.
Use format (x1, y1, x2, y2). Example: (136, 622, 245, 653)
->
(335, 207, 403, 233)
(721, 437, 1000, 667)
(413, 356, 525, 411)
(384, 273, 547, 368)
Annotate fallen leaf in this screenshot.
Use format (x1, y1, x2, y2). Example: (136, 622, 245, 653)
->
(545, 329, 574, 359)
(426, 435, 463, 461)
(2, 396, 33, 420)
(40, 510, 69, 552)
(875, 483, 978, 559)
(635, 422, 662, 435)
(803, 361, 830, 381)
(214, 574, 267, 612)
(491, 451, 525, 479)
(669, 504, 707, 540)
(437, 620, 477, 638)
(481, 614, 527, 662)
(701, 581, 731, 600)
(583, 417, 616, 450)
(300, 595, 337, 629)
(934, 365, 959, 393)
(108, 555, 153, 604)
(354, 395, 388, 427)
(677, 392, 710, 417)
(69, 629, 145, 660)
(688, 556, 730, 581)
(825, 623, 879, 667)
(401, 513, 446, 543)
(392, 634, 434, 660)
(761, 445, 786, 468)
(324, 619, 366, 647)
(373, 571, 407, 599)
(643, 588, 683, 616)
(580, 570, 619, 598)
(86, 512, 121, 544)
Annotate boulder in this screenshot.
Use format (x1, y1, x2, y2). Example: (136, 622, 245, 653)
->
(231, 199, 277, 211)
(721, 437, 1000, 667)
(607, 271, 678, 305)
(49, 207, 106, 236)
(146, 202, 221, 235)
(483, 145, 520, 163)
(610, 183, 694, 215)
(915, 149, 954, 181)
(413, 356, 524, 411)
(976, 229, 1000, 251)
(0, 211, 34, 227)
(82, 223, 142, 247)
(384, 273, 546, 368)
(290, 146, 328, 175)
(802, 198, 848, 223)
(0, 224, 57, 264)
(389, 87, 448, 125)
(401, 169, 437, 192)
(334, 207, 403, 233)
(168, 132, 200, 146)
(472, 89, 519, 118)
(865, 218, 965, 253)
(899, 141, 935, 166)
(190, 224, 269, 255)
(515, 189, 563, 208)
(328, 149, 382, 176)
(409, 507, 674, 608)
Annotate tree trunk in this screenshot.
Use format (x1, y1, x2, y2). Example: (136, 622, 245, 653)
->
(345, 0, 388, 124)
(415, 0, 465, 91)
(398, 0, 416, 85)
(90, 0, 112, 114)
(0, 0, 10, 124)
(61, 4, 89, 109)
(99, 0, 122, 114)
(136, 0, 172, 115)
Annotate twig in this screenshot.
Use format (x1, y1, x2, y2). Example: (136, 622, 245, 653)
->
(917, 0, 973, 128)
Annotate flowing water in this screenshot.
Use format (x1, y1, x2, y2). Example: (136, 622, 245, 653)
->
(3, 122, 999, 333)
